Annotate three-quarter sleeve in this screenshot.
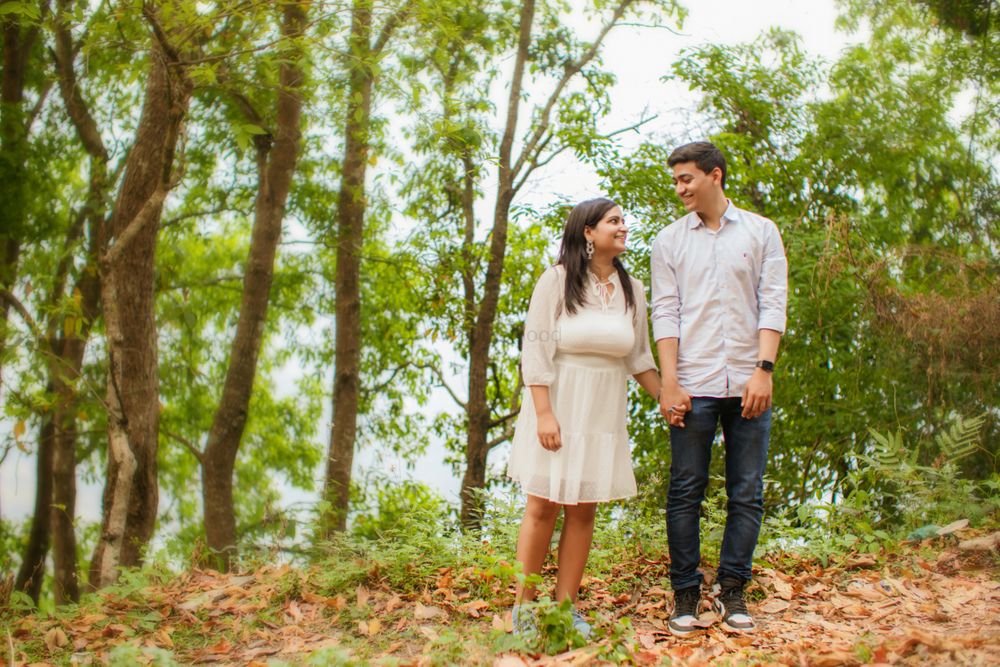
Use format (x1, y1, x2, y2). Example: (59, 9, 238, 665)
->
(650, 230, 681, 341)
(757, 219, 788, 333)
(521, 266, 562, 386)
(624, 277, 657, 376)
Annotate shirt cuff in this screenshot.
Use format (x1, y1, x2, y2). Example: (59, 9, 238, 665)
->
(652, 320, 680, 341)
(523, 372, 555, 387)
(758, 313, 786, 334)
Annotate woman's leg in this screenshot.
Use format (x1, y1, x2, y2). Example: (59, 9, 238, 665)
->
(554, 502, 597, 602)
(515, 495, 561, 602)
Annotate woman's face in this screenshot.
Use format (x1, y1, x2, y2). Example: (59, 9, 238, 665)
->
(585, 206, 627, 258)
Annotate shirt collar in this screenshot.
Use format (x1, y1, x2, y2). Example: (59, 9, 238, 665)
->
(688, 199, 739, 229)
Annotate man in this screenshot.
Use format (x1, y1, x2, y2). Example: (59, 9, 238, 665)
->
(651, 141, 788, 636)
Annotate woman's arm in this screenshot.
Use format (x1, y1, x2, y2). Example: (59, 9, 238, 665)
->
(529, 385, 562, 451)
(632, 368, 661, 401)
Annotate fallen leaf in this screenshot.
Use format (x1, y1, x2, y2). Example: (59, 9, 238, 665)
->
(959, 531, 1000, 552)
(808, 649, 860, 667)
(494, 656, 529, 667)
(844, 555, 878, 568)
(414, 602, 445, 620)
(356, 585, 370, 608)
(208, 638, 232, 654)
(771, 577, 794, 600)
(803, 581, 828, 596)
(689, 611, 719, 628)
(43, 627, 68, 653)
(937, 519, 970, 535)
(758, 598, 791, 614)
(492, 613, 508, 632)
(385, 594, 403, 613)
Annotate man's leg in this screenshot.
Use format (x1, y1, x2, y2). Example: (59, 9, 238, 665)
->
(666, 397, 720, 590)
(717, 399, 771, 581)
(713, 398, 771, 633)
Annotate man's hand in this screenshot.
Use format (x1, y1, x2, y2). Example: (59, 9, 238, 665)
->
(536, 410, 562, 451)
(741, 368, 772, 419)
(660, 382, 692, 428)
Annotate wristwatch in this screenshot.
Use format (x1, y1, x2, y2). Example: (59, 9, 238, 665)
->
(755, 360, 775, 372)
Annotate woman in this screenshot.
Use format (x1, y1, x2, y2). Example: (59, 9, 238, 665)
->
(508, 197, 662, 637)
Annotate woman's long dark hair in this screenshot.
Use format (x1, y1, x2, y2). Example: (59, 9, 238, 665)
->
(557, 197, 636, 316)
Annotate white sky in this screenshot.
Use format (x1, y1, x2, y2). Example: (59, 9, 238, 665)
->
(1, 0, 860, 535)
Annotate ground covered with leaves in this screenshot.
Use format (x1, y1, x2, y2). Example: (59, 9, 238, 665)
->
(4, 525, 999, 666)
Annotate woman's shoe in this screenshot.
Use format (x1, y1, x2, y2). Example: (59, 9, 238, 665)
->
(570, 607, 592, 639)
(512, 604, 536, 636)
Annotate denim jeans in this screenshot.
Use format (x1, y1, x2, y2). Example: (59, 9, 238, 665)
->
(666, 397, 771, 590)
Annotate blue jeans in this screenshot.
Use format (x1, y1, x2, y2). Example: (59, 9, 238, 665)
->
(666, 397, 771, 590)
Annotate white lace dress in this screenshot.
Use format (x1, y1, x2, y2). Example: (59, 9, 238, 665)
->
(507, 265, 657, 504)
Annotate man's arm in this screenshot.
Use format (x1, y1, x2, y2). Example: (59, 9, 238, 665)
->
(650, 232, 690, 426)
(743, 218, 788, 418)
(741, 329, 781, 419)
(657, 337, 691, 427)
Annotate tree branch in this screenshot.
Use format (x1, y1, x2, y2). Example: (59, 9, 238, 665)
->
(363, 365, 404, 395)
(416, 362, 466, 409)
(372, 0, 417, 56)
(101, 185, 168, 268)
(162, 429, 204, 464)
(0, 289, 43, 344)
(52, 0, 108, 161)
(489, 410, 519, 429)
(486, 428, 514, 450)
(511, 0, 636, 181)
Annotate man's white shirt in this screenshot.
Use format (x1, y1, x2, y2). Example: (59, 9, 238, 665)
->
(650, 201, 788, 398)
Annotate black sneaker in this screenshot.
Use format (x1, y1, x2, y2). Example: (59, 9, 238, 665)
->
(668, 586, 702, 637)
(712, 576, 756, 633)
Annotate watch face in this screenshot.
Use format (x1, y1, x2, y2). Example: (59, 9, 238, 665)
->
(757, 360, 774, 372)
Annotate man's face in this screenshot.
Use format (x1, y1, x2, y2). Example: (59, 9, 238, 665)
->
(671, 161, 722, 213)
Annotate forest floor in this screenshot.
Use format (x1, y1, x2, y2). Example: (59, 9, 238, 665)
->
(4, 532, 1000, 666)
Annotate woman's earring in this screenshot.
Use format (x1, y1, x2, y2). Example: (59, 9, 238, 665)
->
(585, 238, 594, 260)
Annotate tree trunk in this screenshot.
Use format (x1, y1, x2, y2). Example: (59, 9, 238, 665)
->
(5, 8, 45, 600)
(0, 5, 40, 402)
(48, 0, 109, 601)
(89, 33, 192, 589)
(458, 0, 534, 530)
(202, 1, 306, 571)
(14, 415, 53, 601)
(455, 0, 635, 529)
(322, 0, 374, 536)
(50, 223, 101, 603)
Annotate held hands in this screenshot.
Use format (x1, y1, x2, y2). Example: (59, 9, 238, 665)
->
(741, 368, 772, 419)
(659, 382, 692, 429)
(536, 410, 562, 451)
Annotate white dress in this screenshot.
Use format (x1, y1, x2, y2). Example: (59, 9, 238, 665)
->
(507, 265, 657, 504)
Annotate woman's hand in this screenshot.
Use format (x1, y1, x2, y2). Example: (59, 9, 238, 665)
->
(536, 410, 562, 451)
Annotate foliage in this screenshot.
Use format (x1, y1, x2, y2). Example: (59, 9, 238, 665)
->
(0, 0, 997, 616)
(603, 11, 999, 514)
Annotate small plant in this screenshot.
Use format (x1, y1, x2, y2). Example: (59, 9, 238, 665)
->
(594, 614, 637, 664)
(523, 597, 588, 654)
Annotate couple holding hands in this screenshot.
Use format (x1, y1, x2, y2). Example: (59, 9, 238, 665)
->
(507, 141, 788, 639)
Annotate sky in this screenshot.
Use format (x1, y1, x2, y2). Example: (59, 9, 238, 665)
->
(0, 0, 862, 534)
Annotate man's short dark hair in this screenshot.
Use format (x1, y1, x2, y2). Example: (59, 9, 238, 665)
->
(668, 141, 727, 189)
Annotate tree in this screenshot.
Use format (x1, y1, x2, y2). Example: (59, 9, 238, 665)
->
(402, 0, 682, 528)
(89, 1, 203, 589)
(321, 0, 417, 534)
(200, 0, 309, 570)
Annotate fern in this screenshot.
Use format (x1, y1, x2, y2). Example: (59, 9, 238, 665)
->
(934, 413, 986, 463)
